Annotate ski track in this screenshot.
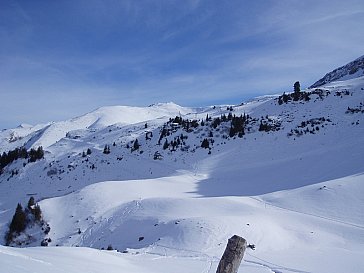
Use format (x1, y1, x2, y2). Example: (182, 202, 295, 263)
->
(248, 196, 364, 230)
(245, 253, 312, 273)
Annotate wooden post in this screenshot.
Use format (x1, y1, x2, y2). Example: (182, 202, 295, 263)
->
(216, 235, 247, 273)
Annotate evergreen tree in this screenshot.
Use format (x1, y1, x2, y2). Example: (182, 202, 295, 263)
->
(278, 97, 283, 105)
(201, 138, 210, 149)
(294, 81, 301, 93)
(211, 117, 221, 128)
(133, 139, 140, 151)
(229, 126, 235, 138)
(37, 146, 44, 159)
(33, 204, 42, 222)
(86, 148, 92, 155)
(282, 92, 289, 103)
(27, 197, 35, 211)
(163, 139, 169, 150)
(293, 81, 301, 101)
(9, 203, 27, 234)
(103, 145, 110, 154)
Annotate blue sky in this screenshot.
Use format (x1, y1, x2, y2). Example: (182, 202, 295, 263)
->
(1, 0, 364, 129)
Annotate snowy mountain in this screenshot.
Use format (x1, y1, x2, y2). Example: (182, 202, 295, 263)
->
(0, 102, 193, 153)
(310, 55, 364, 87)
(1, 60, 364, 272)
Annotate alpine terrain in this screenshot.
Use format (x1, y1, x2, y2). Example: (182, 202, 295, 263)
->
(0, 57, 364, 273)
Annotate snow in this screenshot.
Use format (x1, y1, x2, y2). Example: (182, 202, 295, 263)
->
(310, 55, 364, 88)
(0, 102, 195, 152)
(1, 74, 364, 272)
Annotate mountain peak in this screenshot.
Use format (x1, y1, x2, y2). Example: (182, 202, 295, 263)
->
(310, 55, 364, 88)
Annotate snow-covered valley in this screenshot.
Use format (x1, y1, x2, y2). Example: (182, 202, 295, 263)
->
(1, 60, 364, 272)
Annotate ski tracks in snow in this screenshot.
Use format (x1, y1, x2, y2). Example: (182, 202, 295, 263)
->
(248, 196, 364, 230)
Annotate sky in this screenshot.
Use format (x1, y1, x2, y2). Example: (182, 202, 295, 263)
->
(1, 0, 364, 129)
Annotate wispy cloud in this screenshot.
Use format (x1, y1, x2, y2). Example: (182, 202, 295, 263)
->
(0, 0, 363, 129)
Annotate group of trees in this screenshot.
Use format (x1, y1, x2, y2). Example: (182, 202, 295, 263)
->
(5, 197, 44, 246)
(228, 114, 247, 138)
(287, 117, 329, 137)
(258, 116, 282, 133)
(0, 146, 44, 174)
(278, 81, 310, 104)
(82, 148, 92, 157)
(158, 116, 198, 145)
(346, 105, 364, 114)
(168, 116, 199, 131)
(162, 134, 185, 151)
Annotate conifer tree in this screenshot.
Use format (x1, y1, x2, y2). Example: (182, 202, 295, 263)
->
(103, 145, 110, 154)
(163, 139, 169, 150)
(37, 146, 44, 159)
(33, 204, 42, 222)
(133, 139, 140, 151)
(9, 203, 27, 234)
(27, 197, 35, 211)
(293, 81, 301, 101)
(201, 138, 210, 149)
(294, 81, 301, 93)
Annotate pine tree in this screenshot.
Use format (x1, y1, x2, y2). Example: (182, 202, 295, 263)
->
(37, 146, 44, 159)
(201, 138, 210, 149)
(163, 139, 169, 150)
(103, 145, 110, 154)
(9, 203, 27, 234)
(27, 197, 35, 211)
(33, 204, 42, 222)
(133, 139, 140, 151)
(229, 126, 236, 138)
(294, 81, 301, 93)
(293, 81, 301, 101)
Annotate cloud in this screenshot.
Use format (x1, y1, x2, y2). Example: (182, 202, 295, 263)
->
(1, 0, 364, 129)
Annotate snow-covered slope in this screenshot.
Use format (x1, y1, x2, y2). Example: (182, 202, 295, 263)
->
(0, 102, 194, 152)
(2, 173, 364, 273)
(1, 67, 364, 272)
(310, 55, 364, 87)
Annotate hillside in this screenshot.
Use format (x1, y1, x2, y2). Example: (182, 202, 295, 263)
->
(0, 70, 364, 272)
(310, 55, 364, 88)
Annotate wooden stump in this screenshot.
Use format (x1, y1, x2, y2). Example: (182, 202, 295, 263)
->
(216, 235, 247, 273)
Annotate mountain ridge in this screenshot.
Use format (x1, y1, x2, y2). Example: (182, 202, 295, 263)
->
(310, 55, 364, 88)
(1, 58, 364, 273)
